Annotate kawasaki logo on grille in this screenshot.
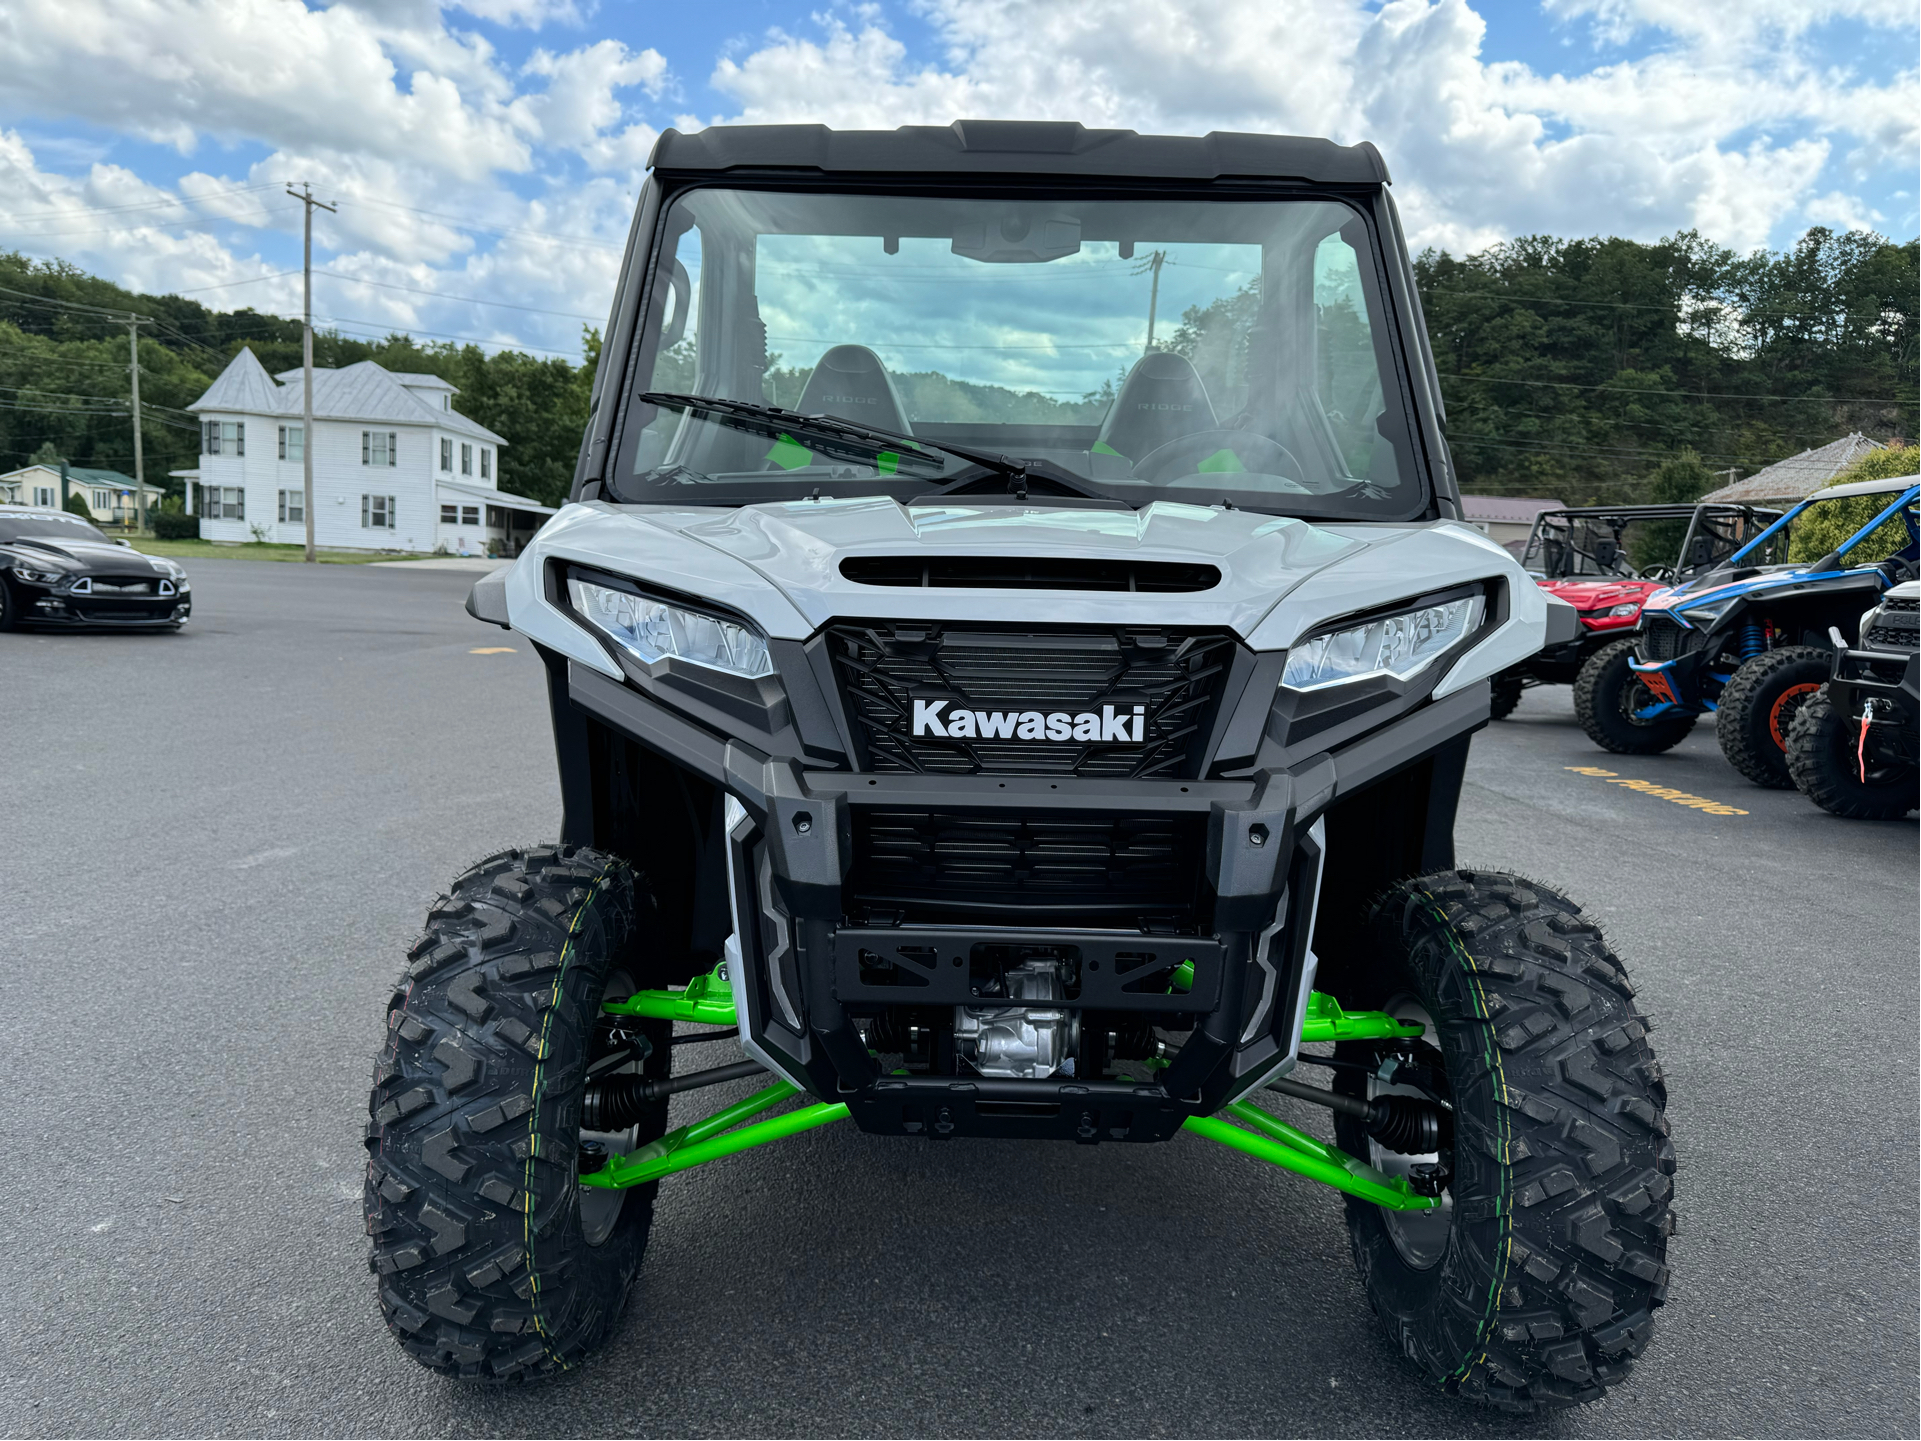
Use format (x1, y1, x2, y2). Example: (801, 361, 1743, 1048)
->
(911, 698, 1146, 742)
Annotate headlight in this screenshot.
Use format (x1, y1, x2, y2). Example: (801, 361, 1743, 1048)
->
(568, 578, 774, 679)
(1578, 602, 1641, 619)
(1679, 599, 1734, 626)
(1282, 595, 1485, 692)
(10, 560, 65, 585)
(1608, 602, 1639, 617)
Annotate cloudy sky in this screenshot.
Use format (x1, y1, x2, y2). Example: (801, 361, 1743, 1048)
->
(0, 0, 1912, 362)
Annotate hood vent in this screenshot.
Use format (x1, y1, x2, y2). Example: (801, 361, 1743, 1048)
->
(840, 555, 1220, 592)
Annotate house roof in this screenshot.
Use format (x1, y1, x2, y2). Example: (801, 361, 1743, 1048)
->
(436, 478, 557, 515)
(189, 349, 505, 444)
(1700, 433, 1884, 504)
(0, 463, 158, 491)
(1460, 494, 1565, 523)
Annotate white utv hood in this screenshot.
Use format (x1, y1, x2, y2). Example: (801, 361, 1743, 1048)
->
(502, 497, 1547, 697)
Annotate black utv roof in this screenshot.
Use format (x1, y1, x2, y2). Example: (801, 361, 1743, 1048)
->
(648, 121, 1390, 185)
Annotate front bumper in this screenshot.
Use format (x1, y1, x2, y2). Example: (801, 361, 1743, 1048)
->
(1828, 645, 1920, 762)
(564, 654, 1488, 1141)
(13, 582, 190, 627)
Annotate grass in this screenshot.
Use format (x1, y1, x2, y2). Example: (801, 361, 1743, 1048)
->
(129, 537, 427, 565)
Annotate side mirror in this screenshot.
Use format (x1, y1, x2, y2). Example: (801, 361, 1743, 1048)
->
(115, 538, 132, 547)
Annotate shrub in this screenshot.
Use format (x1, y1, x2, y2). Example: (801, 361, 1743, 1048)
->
(152, 509, 200, 540)
(1786, 444, 1919, 565)
(62, 489, 94, 519)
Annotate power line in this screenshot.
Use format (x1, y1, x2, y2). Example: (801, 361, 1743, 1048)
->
(0, 206, 303, 242)
(1420, 285, 1918, 323)
(2, 183, 283, 224)
(1438, 372, 1914, 405)
(312, 269, 603, 320)
(1447, 432, 1799, 465)
(338, 193, 626, 252)
(166, 270, 302, 294)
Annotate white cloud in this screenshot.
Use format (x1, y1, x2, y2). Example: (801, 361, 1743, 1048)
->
(705, 0, 1916, 254)
(1543, 0, 1917, 51)
(0, 0, 1910, 367)
(454, 0, 584, 25)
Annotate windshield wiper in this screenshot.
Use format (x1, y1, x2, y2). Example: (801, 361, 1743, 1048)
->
(640, 392, 1130, 508)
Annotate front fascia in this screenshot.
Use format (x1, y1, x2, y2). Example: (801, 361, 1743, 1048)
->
(499, 501, 1538, 1133)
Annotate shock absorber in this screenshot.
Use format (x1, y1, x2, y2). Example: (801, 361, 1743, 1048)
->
(1738, 621, 1766, 661)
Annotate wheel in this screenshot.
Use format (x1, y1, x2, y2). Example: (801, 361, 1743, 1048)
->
(1329, 871, 1673, 1411)
(1785, 686, 1918, 819)
(364, 844, 673, 1381)
(1572, 638, 1697, 754)
(0, 578, 20, 631)
(1489, 669, 1526, 720)
(1714, 646, 1830, 788)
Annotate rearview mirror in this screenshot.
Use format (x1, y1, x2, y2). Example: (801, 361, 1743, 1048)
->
(952, 213, 1081, 263)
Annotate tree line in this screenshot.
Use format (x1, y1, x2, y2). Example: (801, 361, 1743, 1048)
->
(0, 223, 1913, 513)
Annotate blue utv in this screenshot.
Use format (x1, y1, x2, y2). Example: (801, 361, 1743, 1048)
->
(1573, 473, 1921, 787)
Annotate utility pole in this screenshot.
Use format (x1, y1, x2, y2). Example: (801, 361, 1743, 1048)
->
(1134, 249, 1169, 357)
(125, 315, 149, 531)
(287, 182, 336, 562)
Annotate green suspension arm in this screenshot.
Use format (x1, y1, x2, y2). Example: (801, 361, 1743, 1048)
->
(590, 962, 1427, 1206)
(580, 1078, 850, 1190)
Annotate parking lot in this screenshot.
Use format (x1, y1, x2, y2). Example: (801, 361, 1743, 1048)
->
(2, 557, 1914, 1439)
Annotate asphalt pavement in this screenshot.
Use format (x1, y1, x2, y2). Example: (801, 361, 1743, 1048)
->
(2, 558, 1915, 1439)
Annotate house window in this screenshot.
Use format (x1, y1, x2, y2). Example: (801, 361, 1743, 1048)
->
(362, 494, 395, 529)
(362, 431, 397, 467)
(440, 438, 452, 471)
(278, 489, 305, 523)
(202, 420, 245, 456)
(34, 484, 55, 507)
(208, 486, 245, 520)
(92, 489, 110, 509)
(279, 425, 304, 462)
(480, 449, 491, 481)
(440, 503, 458, 524)
(460, 443, 472, 476)
(461, 505, 480, 526)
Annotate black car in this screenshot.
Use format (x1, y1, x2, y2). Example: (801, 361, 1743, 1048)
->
(0, 506, 192, 630)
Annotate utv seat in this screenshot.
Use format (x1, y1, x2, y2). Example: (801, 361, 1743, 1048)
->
(794, 344, 914, 436)
(1093, 351, 1217, 466)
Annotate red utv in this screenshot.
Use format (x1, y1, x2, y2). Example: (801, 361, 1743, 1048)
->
(1491, 502, 1780, 718)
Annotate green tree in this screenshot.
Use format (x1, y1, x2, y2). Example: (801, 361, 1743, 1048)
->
(1786, 444, 1919, 564)
(62, 487, 93, 518)
(1626, 448, 1717, 569)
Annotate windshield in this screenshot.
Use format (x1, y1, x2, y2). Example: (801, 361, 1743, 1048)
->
(611, 187, 1426, 519)
(1525, 507, 1777, 580)
(0, 514, 109, 544)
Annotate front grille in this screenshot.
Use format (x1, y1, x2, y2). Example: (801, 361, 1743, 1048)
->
(75, 600, 173, 619)
(827, 621, 1236, 778)
(85, 576, 158, 595)
(847, 809, 1206, 923)
(1866, 610, 1919, 651)
(1638, 614, 1704, 662)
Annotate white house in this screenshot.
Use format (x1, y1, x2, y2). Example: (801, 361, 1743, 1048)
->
(181, 349, 556, 555)
(0, 464, 165, 524)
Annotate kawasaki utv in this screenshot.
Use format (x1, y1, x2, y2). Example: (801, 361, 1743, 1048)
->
(1786, 579, 1920, 818)
(1490, 502, 1777, 718)
(1575, 474, 1920, 785)
(363, 122, 1673, 1411)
